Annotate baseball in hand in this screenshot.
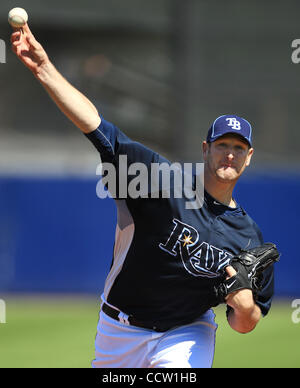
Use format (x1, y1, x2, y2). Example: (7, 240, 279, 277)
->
(8, 7, 28, 28)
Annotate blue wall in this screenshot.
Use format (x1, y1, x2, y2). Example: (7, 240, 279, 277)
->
(0, 174, 299, 297)
(234, 172, 300, 297)
(0, 177, 116, 294)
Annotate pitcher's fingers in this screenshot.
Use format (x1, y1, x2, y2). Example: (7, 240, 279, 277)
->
(11, 40, 22, 51)
(10, 31, 21, 44)
(23, 24, 41, 49)
(11, 37, 22, 52)
(23, 23, 33, 36)
(25, 32, 41, 50)
(11, 43, 21, 56)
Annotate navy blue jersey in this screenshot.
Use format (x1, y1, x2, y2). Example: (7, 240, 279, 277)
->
(85, 117, 274, 329)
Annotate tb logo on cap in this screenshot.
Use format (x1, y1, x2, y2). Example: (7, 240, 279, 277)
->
(226, 118, 241, 130)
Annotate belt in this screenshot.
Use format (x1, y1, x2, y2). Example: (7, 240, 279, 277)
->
(102, 303, 167, 332)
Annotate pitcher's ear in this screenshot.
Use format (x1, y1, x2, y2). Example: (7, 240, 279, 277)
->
(202, 141, 210, 160)
(245, 148, 254, 167)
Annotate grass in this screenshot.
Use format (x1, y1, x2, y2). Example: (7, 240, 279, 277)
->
(0, 295, 99, 368)
(0, 295, 299, 368)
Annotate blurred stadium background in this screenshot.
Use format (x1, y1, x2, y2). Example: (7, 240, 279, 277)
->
(0, 0, 299, 368)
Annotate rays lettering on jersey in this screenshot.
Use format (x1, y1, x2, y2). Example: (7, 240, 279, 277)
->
(159, 219, 232, 278)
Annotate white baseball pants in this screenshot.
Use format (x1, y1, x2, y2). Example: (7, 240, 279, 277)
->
(92, 309, 217, 368)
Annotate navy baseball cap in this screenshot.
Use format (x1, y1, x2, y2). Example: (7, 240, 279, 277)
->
(206, 114, 253, 147)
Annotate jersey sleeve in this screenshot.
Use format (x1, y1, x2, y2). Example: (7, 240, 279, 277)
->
(255, 266, 274, 316)
(84, 117, 160, 167)
(84, 117, 170, 199)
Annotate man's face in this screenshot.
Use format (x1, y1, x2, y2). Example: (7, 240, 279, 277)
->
(202, 134, 254, 183)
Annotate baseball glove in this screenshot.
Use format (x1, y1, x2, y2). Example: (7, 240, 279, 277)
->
(215, 242, 280, 304)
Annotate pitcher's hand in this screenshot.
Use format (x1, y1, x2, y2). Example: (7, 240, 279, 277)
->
(225, 266, 255, 312)
(11, 23, 49, 75)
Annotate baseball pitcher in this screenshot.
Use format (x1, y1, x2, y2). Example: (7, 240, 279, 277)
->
(11, 24, 279, 368)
